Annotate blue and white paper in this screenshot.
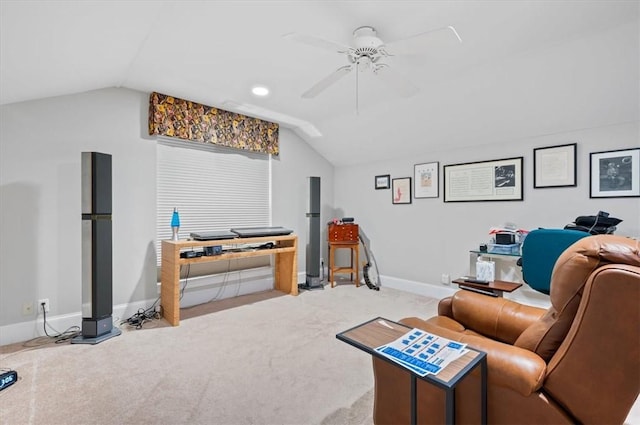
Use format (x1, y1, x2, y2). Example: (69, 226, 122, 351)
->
(375, 328, 467, 377)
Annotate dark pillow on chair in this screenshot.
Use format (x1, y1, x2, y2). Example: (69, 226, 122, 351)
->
(574, 215, 622, 228)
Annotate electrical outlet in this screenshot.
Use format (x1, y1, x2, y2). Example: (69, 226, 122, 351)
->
(22, 302, 33, 315)
(38, 298, 50, 313)
(441, 274, 450, 285)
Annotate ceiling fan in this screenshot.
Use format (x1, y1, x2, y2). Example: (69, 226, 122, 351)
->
(284, 25, 462, 104)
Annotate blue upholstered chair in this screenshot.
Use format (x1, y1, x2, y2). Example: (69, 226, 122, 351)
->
(519, 228, 589, 294)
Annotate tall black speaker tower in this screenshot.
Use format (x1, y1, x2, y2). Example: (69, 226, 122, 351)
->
(304, 176, 323, 288)
(72, 152, 121, 344)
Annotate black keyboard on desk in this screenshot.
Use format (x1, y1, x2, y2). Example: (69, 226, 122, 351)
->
(230, 227, 293, 238)
(190, 231, 238, 241)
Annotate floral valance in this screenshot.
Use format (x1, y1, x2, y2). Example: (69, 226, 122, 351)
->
(148, 92, 279, 156)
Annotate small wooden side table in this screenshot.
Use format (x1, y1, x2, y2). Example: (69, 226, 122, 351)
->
(452, 278, 522, 297)
(337, 317, 487, 425)
(328, 241, 359, 287)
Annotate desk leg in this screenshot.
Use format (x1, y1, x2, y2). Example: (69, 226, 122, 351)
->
(470, 252, 479, 277)
(274, 251, 298, 296)
(160, 242, 180, 326)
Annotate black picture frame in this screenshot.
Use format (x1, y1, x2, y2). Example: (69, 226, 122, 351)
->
(392, 177, 412, 204)
(589, 147, 640, 198)
(533, 143, 577, 188)
(375, 174, 391, 190)
(443, 157, 523, 202)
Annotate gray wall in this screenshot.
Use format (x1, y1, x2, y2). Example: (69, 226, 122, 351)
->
(1, 88, 157, 328)
(0, 86, 637, 341)
(333, 122, 640, 288)
(0, 88, 334, 334)
(272, 128, 335, 274)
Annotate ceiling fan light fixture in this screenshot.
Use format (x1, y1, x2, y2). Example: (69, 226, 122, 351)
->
(287, 23, 460, 100)
(251, 85, 270, 97)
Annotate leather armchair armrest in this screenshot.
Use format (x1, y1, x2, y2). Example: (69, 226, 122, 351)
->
(438, 296, 454, 317)
(468, 335, 547, 397)
(450, 290, 547, 343)
(401, 316, 546, 397)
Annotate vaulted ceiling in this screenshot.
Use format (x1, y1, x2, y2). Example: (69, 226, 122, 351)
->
(1, 1, 638, 166)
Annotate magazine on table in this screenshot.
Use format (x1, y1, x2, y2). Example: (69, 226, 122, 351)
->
(375, 328, 468, 377)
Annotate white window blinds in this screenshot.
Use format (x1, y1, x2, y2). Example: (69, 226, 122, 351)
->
(156, 138, 271, 264)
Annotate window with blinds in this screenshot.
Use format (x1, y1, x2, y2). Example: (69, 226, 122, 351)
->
(156, 138, 271, 265)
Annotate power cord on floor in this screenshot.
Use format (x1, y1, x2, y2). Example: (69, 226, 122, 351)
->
(122, 265, 192, 329)
(39, 302, 81, 343)
(121, 298, 162, 329)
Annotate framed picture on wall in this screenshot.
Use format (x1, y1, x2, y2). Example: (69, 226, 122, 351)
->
(414, 162, 439, 198)
(375, 174, 391, 190)
(443, 157, 523, 202)
(392, 177, 412, 204)
(533, 143, 577, 188)
(589, 147, 640, 198)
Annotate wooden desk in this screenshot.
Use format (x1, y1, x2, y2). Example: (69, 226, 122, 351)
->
(452, 278, 522, 297)
(337, 317, 487, 425)
(161, 234, 297, 326)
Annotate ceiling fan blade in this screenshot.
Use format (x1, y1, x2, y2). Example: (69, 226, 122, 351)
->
(375, 65, 419, 98)
(383, 25, 462, 55)
(302, 65, 352, 98)
(283, 32, 352, 54)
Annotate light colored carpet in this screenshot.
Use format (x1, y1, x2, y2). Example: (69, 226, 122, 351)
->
(0, 283, 438, 425)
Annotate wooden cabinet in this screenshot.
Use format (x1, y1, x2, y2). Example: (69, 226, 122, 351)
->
(328, 223, 359, 287)
(328, 223, 358, 242)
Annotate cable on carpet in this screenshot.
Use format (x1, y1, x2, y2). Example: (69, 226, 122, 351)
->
(39, 303, 81, 343)
(122, 262, 193, 329)
(121, 297, 162, 329)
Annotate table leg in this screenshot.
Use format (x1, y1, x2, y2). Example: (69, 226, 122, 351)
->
(481, 356, 487, 425)
(410, 375, 417, 425)
(354, 244, 359, 287)
(470, 251, 479, 277)
(329, 244, 334, 287)
(445, 387, 455, 424)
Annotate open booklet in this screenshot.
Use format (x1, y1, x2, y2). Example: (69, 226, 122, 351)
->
(375, 327, 468, 377)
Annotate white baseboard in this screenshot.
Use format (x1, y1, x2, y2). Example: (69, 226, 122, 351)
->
(382, 275, 550, 309)
(0, 301, 152, 347)
(0, 267, 276, 346)
(0, 270, 546, 346)
(380, 275, 457, 299)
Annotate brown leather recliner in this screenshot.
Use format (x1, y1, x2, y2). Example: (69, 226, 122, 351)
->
(373, 235, 640, 424)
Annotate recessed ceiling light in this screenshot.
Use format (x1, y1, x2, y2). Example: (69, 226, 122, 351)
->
(251, 86, 270, 97)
